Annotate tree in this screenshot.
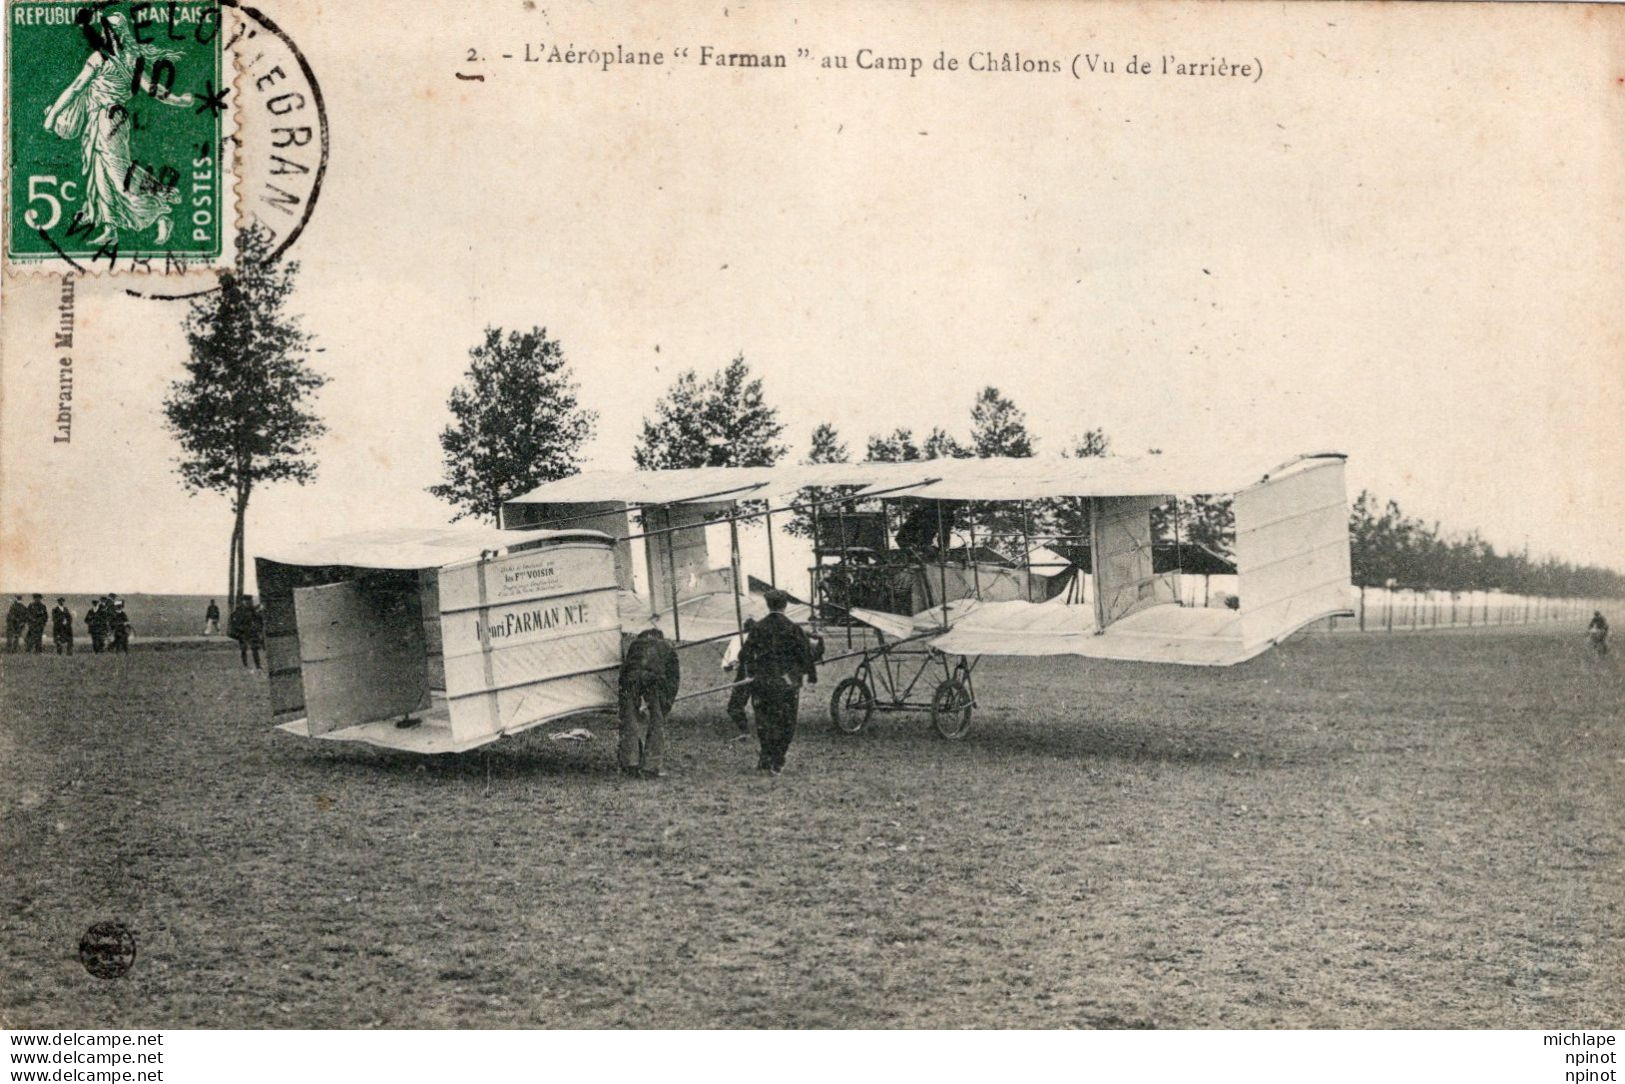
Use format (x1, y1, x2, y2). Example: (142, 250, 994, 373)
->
(1178, 495, 1235, 557)
(1049, 429, 1113, 544)
(865, 425, 971, 462)
(865, 428, 922, 463)
(923, 427, 973, 460)
(786, 422, 851, 538)
(428, 326, 597, 525)
(1071, 427, 1109, 459)
(633, 355, 786, 470)
(969, 386, 1037, 458)
(807, 421, 849, 466)
(163, 224, 326, 607)
(968, 387, 1037, 553)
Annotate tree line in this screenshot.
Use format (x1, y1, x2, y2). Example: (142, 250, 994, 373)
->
(1347, 491, 1625, 597)
(161, 237, 1621, 601)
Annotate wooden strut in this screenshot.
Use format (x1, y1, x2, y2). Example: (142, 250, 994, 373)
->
(1019, 499, 1033, 603)
(669, 627, 751, 652)
(967, 514, 982, 602)
(834, 496, 853, 648)
(765, 508, 777, 588)
(674, 676, 755, 705)
(662, 505, 682, 643)
(641, 506, 661, 628)
(1171, 499, 1185, 606)
(728, 513, 745, 640)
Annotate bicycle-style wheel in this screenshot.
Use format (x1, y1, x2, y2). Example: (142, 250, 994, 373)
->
(829, 677, 875, 734)
(930, 677, 974, 740)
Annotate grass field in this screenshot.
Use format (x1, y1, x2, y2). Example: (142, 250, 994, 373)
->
(1, 625, 1620, 1029)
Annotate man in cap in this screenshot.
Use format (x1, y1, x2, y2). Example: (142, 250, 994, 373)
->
(4, 596, 24, 653)
(618, 625, 681, 778)
(84, 597, 107, 653)
(741, 589, 819, 776)
(23, 594, 48, 653)
(228, 596, 264, 668)
(51, 598, 74, 655)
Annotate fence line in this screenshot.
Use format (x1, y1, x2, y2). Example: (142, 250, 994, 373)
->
(1323, 588, 1609, 634)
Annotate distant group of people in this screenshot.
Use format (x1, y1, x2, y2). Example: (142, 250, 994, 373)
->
(84, 595, 132, 653)
(5, 594, 129, 654)
(617, 589, 822, 780)
(1, 594, 268, 661)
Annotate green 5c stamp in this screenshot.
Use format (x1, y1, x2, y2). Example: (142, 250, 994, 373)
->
(6, 1, 232, 271)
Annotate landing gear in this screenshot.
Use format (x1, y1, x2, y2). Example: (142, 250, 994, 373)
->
(829, 675, 875, 734)
(930, 667, 974, 741)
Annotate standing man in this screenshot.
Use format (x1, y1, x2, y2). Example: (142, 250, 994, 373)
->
(85, 597, 106, 653)
(106, 600, 131, 654)
(51, 598, 74, 655)
(894, 500, 962, 561)
(1588, 610, 1610, 657)
(618, 626, 681, 778)
(228, 596, 264, 669)
(4, 596, 24, 653)
(742, 589, 819, 777)
(23, 594, 48, 653)
(203, 599, 221, 636)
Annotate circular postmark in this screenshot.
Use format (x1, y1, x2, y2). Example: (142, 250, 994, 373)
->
(77, 920, 137, 979)
(224, 1, 329, 264)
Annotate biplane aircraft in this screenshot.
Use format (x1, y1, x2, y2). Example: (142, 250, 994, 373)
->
(258, 451, 1353, 752)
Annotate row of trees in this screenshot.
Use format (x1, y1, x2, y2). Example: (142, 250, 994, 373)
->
(1348, 491, 1625, 597)
(160, 235, 1621, 600)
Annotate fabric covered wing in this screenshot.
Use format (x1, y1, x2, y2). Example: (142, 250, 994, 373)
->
(1234, 458, 1354, 653)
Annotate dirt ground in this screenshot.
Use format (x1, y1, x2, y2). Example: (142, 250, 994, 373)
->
(1, 625, 1620, 1029)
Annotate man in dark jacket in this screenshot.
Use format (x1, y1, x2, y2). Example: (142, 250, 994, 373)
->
(5, 597, 24, 652)
(106, 601, 131, 654)
(228, 596, 264, 668)
(894, 500, 962, 560)
(618, 626, 681, 778)
(742, 590, 818, 776)
(1589, 611, 1610, 657)
(51, 598, 74, 655)
(23, 594, 48, 653)
(85, 598, 106, 653)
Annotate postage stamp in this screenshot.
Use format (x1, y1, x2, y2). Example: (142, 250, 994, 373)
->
(5, 0, 234, 272)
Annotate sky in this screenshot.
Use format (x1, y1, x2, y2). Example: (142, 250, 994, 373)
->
(2, 0, 1621, 595)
